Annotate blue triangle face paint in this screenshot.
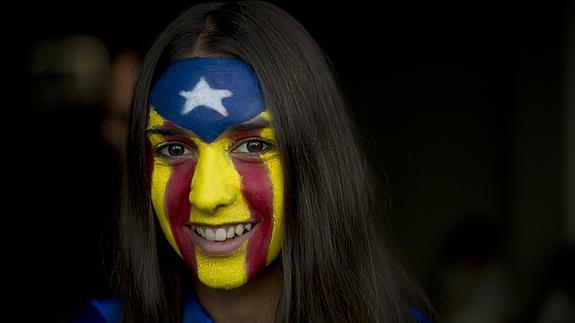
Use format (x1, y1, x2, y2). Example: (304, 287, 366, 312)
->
(149, 57, 266, 142)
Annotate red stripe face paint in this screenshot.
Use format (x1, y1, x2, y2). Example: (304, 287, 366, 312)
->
(233, 152, 273, 279)
(166, 159, 198, 273)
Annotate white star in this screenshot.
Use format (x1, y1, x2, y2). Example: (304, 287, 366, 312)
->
(179, 77, 233, 116)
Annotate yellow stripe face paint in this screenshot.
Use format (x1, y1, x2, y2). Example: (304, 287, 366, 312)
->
(261, 126, 284, 265)
(148, 109, 179, 255)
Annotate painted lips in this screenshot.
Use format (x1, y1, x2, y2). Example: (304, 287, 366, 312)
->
(187, 222, 257, 256)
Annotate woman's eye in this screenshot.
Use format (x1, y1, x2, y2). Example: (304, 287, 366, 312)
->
(233, 139, 271, 155)
(157, 143, 194, 158)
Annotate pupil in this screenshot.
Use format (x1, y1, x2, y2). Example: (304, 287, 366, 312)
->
(247, 141, 264, 153)
(168, 145, 184, 156)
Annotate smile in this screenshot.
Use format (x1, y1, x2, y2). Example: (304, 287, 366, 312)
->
(186, 222, 257, 256)
(189, 222, 254, 241)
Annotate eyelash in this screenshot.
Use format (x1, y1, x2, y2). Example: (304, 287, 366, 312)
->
(156, 143, 195, 159)
(154, 138, 273, 159)
(232, 138, 272, 155)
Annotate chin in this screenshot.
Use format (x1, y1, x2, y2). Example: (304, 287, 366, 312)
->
(202, 277, 248, 290)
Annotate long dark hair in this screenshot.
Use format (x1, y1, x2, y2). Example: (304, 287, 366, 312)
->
(118, 1, 432, 322)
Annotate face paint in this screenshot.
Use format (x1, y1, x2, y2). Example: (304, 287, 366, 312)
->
(147, 57, 283, 289)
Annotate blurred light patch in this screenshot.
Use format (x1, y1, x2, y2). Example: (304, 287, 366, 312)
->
(28, 35, 111, 109)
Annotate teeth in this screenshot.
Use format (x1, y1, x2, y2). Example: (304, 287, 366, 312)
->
(191, 223, 255, 242)
(205, 229, 215, 241)
(235, 224, 244, 236)
(227, 227, 235, 238)
(215, 228, 227, 241)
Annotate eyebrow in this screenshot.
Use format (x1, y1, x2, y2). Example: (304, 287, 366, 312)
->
(224, 118, 270, 134)
(145, 126, 196, 137)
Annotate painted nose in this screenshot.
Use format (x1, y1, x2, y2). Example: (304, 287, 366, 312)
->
(189, 147, 236, 214)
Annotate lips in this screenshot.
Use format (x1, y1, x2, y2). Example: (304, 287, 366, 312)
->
(187, 222, 257, 256)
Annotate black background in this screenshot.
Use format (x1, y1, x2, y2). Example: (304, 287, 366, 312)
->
(5, 1, 572, 321)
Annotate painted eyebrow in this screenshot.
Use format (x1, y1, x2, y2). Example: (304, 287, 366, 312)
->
(225, 118, 270, 134)
(145, 126, 197, 137)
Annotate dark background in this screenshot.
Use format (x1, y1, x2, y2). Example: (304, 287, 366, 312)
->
(7, 1, 574, 322)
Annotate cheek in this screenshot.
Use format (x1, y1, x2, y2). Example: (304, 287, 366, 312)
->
(233, 160, 277, 278)
(165, 161, 196, 226)
(165, 161, 198, 269)
(263, 155, 284, 265)
(150, 158, 198, 269)
(234, 161, 273, 216)
(150, 162, 179, 254)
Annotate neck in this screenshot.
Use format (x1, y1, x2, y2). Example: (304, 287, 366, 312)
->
(193, 265, 282, 323)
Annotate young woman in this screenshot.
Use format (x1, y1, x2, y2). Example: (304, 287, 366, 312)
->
(75, 1, 433, 322)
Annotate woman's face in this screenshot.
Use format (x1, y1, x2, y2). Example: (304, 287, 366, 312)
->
(146, 57, 284, 289)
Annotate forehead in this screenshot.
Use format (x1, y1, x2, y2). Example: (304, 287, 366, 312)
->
(149, 57, 265, 142)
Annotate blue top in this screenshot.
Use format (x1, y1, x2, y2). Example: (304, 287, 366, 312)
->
(71, 292, 213, 323)
(72, 292, 430, 323)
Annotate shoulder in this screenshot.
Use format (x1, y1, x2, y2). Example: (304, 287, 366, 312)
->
(70, 298, 123, 323)
(410, 306, 433, 323)
(183, 291, 214, 323)
(69, 292, 214, 323)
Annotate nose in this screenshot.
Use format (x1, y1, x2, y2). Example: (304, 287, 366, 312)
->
(189, 146, 237, 214)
